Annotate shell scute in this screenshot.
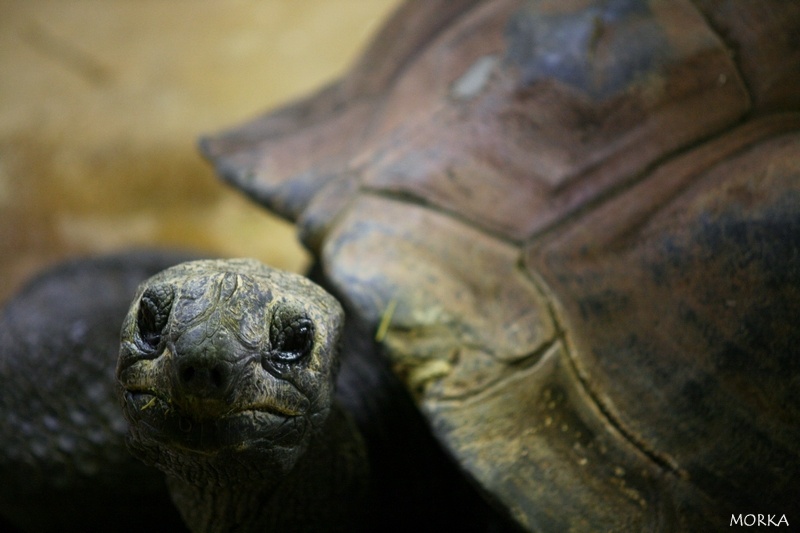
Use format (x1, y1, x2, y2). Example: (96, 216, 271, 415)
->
(321, 195, 555, 402)
(523, 127, 800, 525)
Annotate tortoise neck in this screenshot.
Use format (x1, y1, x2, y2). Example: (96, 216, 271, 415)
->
(165, 403, 368, 533)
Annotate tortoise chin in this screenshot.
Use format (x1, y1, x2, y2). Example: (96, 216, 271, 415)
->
(122, 391, 310, 455)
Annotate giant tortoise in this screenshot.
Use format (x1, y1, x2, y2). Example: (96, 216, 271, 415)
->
(1, 0, 799, 531)
(196, 0, 800, 529)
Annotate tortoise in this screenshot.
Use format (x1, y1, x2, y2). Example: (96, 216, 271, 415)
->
(195, 0, 800, 529)
(1, 0, 799, 531)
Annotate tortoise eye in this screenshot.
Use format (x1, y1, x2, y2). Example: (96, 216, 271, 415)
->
(270, 313, 314, 363)
(136, 284, 174, 354)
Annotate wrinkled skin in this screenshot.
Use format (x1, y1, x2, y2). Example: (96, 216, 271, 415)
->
(118, 260, 344, 476)
(117, 259, 368, 533)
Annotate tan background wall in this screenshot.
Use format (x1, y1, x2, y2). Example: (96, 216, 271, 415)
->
(0, 0, 400, 302)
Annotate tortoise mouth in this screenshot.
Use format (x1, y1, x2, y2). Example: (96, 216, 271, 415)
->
(123, 390, 304, 453)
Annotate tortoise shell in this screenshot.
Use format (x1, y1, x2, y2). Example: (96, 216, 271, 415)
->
(201, 0, 800, 529)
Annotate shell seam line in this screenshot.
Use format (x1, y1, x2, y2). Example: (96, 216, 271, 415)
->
(358, 186, 524, 247)
(520, 265, 688, 479)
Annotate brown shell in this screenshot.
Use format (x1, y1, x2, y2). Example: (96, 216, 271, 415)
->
(201, 0, 800, 530)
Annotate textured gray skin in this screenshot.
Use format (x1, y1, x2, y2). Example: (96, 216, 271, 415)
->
(0, 251, 193, 533)
(117, 259, 368, 532)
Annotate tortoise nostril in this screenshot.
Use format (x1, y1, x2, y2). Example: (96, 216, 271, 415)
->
(180, 366, 196, 384)
(210, 367, 224, 389)
(176, 359, 231, 398)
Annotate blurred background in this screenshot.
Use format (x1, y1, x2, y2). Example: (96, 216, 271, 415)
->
(0, 0, 400, 302)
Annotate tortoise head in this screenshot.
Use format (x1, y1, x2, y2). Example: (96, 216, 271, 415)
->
(116, 258, 343, 483)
